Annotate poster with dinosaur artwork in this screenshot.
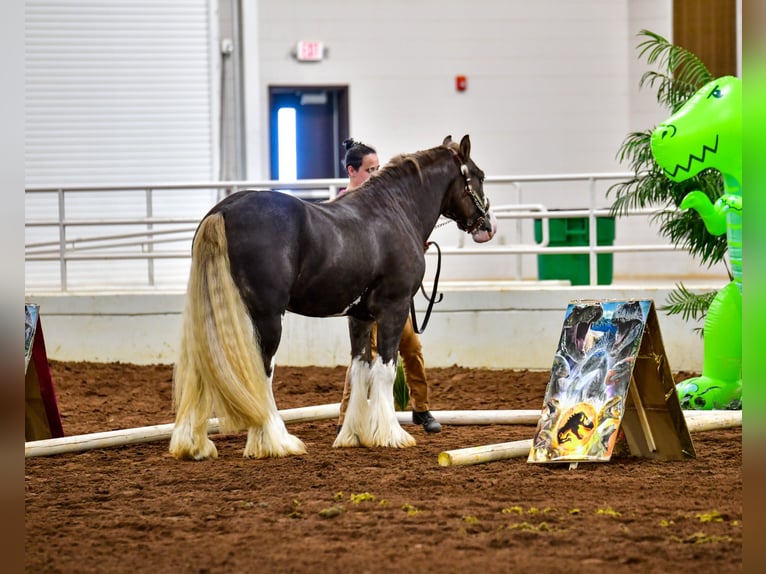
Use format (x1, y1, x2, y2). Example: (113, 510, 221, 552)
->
(528, 299, 695, 464)
(25, 304, 38, 372)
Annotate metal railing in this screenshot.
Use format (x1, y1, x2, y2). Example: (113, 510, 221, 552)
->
(25, 173, 682, 291)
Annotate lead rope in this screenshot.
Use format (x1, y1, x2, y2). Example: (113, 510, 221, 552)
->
(410, 241, 443, 334)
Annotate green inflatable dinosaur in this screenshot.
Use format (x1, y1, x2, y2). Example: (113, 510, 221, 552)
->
(650, 76, 742, 410)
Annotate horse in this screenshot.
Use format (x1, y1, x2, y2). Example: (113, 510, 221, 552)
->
(169, 134, 497, 460)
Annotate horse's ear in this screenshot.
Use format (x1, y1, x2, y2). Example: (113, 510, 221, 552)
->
(442, 135, 453, 146)
(459, 135, 471, 159)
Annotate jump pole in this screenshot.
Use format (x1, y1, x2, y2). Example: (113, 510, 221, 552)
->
(25, 408, 543, 458)
(437, 410, 743, 467)
(25, 402, 341, 458)
(25, 406, 740, 459)
(397, 409, 540, 425)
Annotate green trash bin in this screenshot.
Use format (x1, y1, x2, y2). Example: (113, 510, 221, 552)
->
(533, 214, 615, 285)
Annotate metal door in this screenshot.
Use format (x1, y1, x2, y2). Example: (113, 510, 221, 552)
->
(269, 86, 349, 181)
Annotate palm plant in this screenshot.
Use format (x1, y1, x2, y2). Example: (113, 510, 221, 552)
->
(609, 30, 730, 327)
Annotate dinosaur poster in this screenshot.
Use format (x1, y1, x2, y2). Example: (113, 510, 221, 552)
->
(25, 304, 38, 371)
(528, 299, 695, 464)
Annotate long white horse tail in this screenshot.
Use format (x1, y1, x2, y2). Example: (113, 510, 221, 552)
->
(170, 212, 271, 459)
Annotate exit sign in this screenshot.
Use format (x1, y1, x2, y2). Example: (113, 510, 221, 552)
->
(295, 41, 324, 62)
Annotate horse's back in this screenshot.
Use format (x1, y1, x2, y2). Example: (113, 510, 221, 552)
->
(209, 189, 306, 223)
(203, 190, 385, 317)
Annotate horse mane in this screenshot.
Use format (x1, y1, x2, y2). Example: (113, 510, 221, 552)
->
(386, 153, 425, 183)
(346, 146, 451, 201)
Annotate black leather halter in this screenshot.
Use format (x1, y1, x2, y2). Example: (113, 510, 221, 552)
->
(410, 148, 492, 334)
(443, 150, 491, 234)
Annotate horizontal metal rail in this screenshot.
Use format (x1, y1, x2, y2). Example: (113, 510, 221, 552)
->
(25, 173, 684, 291)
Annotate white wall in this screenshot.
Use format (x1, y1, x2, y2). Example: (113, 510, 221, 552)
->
(28, 286, 711, 371)
(241, 0, 728, 283)
(247, 0, 636, 176)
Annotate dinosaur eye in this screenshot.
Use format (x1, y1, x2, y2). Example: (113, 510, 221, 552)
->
(708, 86, 722, 99)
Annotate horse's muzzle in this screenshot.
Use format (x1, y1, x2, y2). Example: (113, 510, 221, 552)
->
(471, 211, 497, 243)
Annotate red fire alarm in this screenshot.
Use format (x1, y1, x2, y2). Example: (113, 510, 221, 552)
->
(456, 75, 467, 92)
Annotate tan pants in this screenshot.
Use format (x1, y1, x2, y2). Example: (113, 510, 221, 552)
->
(338, 316, 430, 424)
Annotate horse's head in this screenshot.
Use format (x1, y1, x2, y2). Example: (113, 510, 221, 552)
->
(650, 76, 742, 183)
(440, 135, 497, 243)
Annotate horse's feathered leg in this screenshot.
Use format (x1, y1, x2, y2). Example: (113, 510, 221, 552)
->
(334, 316, 374, 448)
(367, 357, 416, 447)
(243, 332, 307, 458)
(366, 309, 416, 448)
(170, 213, 306, 460)
(333, 358, 372, 447)
(335, 349, 414, 448)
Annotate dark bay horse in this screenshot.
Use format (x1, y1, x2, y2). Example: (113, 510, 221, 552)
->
(170, 135, 497, 460)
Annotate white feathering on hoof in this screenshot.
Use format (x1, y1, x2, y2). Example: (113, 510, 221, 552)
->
(333, 358, 371, 448)
(332, 357, 415, 448)
(243, 368, 307, 458)
(169, 412, 218, 460)
(244, 413, 307, 458)
(366, 358, 416, 448)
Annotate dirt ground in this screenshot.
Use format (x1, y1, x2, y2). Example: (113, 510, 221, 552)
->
(25, 361, 741, 573)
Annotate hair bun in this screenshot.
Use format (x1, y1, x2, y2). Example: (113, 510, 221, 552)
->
(343, 138, 357, 151)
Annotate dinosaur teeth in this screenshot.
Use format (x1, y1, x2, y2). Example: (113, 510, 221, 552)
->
(665, 134, 719, 179)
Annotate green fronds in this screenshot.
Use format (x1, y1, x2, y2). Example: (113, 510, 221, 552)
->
(636, 30, 714, 112)
(608, 168, 727, 267)
(609, 30, 726, 323)
(660, 283, 719, 335)
(659, 208, 729, 266)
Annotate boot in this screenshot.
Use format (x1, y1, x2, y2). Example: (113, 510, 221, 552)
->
(412, 410, 442, 433)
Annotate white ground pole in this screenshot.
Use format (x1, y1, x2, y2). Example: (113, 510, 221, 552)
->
(25, 407, 741, 458)
(436, 410, 743, 467)
(26, 407, 536, 457)
(26, 403, 341, 458)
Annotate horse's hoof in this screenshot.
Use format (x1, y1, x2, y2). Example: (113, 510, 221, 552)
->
(390, 432, 417, 448)
(169, 439, 219, 461)
(369, 429, 416, 448)
(169, 421, 219, 460)
(332, 429, 361, 448)
(243, 432, 307, 458)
